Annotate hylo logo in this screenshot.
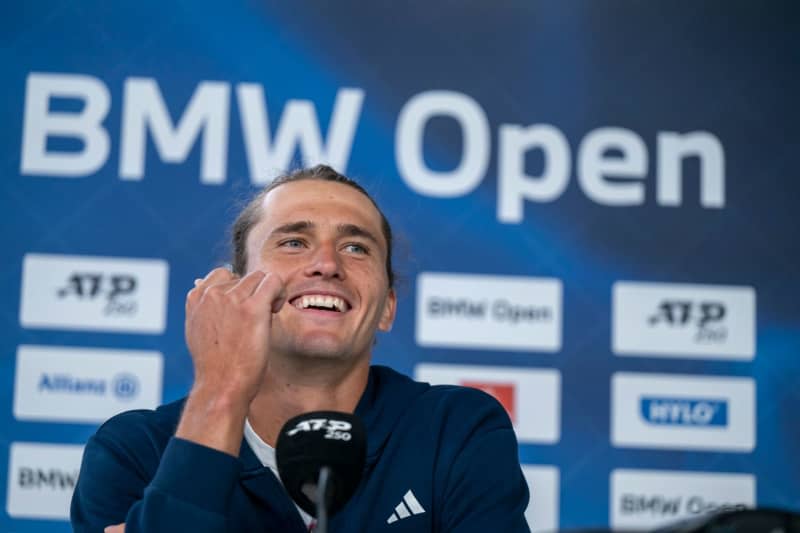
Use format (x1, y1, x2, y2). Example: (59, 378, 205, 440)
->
(58, 272, 138, 316)
(640, 397, 728, 427)
(287, 418, 352, 441)
(648, 300, 727, 343)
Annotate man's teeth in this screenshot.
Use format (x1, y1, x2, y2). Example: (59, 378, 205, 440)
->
(294, 295, 346, 312)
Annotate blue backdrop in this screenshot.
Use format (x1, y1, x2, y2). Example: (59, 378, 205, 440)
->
(2, 1, 798, 531)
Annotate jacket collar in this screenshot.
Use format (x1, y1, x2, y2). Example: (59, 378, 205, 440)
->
(234, 365, 430, 471)
(237, 435, 308, 531)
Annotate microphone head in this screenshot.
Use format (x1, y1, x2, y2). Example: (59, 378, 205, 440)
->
(276, 411, 367, 517)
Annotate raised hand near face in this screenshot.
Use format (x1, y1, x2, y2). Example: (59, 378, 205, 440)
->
(185, 267, 287, 400)
(177, 267, 286, 456)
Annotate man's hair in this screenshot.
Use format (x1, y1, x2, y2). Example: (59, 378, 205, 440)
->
(230, 165, 395, 288)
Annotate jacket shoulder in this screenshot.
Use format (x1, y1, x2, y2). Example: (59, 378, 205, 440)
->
(71, 398, 187, 529)
(91, 397, 186, 468)
(421, 381, 512, 428)
(369, 365, 512, 431)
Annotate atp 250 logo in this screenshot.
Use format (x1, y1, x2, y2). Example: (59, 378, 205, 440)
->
(20, 254, 168, 333)
(648, 300, 726, 343)
(58, 271, 139, 316)
(613, 282, 755, 361)
(286, 418, 353, 441)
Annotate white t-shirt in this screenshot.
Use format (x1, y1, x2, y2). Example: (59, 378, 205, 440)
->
(243, 419, 316, 530)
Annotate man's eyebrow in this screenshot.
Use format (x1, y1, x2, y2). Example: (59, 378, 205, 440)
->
(337, 223, 381, 246)
(269, 221, 315, 238)
(268, 221, 380, 247)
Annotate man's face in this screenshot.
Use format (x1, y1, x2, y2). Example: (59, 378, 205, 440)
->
(245, 179, 396, 362)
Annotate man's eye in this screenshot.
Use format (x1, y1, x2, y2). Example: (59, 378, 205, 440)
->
(344, 243, 368, 254)
(280, 239, 305, 248)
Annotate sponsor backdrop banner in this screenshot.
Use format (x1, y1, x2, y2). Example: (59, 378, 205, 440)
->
(2, 1, 798, 531)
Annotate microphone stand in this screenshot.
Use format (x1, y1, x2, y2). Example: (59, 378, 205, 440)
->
(315, 466, 333, 533)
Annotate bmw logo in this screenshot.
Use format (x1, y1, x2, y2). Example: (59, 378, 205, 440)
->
(112, 373, 139, 400)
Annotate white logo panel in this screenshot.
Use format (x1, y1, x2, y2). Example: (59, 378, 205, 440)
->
(20, 253, 169, 333)
(612, 281, 755, 360)
(612, 373, 755, 452)
(416, 273, 562, 352)
(7, 442, 84, 520)
(522, 465, 559, 533)
(611, 469, 755, 529)
(14, 345, 163, 424)
(415, 363, 560, 444)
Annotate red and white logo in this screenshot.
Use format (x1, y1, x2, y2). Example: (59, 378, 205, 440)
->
(415, 363, 560, 444)
(460, 381, 517, 423)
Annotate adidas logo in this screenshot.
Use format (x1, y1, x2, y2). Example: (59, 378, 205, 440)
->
(386, 489, 426, 524)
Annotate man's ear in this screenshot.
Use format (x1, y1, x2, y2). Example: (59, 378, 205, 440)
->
(378, 289, 397, 332)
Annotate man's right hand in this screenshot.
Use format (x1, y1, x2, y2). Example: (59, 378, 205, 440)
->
(185, 267, 286, 401)
(176, 268, 286, 456)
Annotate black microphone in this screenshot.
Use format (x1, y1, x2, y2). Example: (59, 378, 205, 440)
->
(276, 411, 367, 531)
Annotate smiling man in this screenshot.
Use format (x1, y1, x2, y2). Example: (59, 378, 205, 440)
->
(71, 165, 530, 532)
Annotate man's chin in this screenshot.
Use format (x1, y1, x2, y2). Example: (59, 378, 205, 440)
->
(288, 340, 353, 362)
(271, 331, 369, 363)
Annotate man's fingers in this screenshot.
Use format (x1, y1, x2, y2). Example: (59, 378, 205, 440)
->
(188, 268, 284, 317)
(249, 272, 287, 313)
(188, 267, 238, 299)
(104, 523, 125, 533)
(200, 266, 238, 287)
(186, 267, 239, 310)
(225, 270, 267, 302)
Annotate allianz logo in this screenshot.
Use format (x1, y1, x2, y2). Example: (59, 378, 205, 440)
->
(427, 297, 552, 324)
(639, 396, 728, 427)
(38, 372, 139, 400)
(621, 494, 747, 516)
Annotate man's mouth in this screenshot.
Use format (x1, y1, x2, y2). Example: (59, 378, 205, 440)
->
(290, 294, 350, 313)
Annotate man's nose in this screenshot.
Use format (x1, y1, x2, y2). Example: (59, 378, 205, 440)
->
(304, 243, 345, 280)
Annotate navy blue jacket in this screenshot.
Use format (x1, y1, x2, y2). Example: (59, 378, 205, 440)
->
(71, 365, 530, 532)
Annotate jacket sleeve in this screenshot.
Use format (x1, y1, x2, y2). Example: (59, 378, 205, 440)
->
(437, 388, 531, 533)
(71, 414, 242, 533)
